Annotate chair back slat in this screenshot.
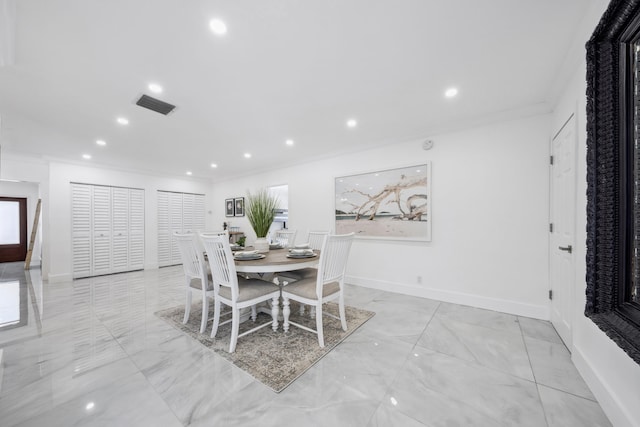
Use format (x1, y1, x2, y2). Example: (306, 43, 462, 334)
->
(317, 233, 354, 296)
(201, 232, 238, 299)
(273, 229, 297, 248)
(307, 231, 329, 250)
(174, 232, 207, 280)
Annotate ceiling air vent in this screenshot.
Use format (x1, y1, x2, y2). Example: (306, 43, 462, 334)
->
(135, 94, 176, 115)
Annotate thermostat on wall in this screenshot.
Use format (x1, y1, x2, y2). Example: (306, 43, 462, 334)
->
(422, 140, 434, 150)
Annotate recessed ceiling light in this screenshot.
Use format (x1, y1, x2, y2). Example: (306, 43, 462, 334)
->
(96, 139, 106, 146)
(210, 163, 218, 168)
(82, 154, 91, 160)
(209, 18, 227, 35)
(244, 153, 251, 159)
(116, 117, 129, 125)
(186, 171, 192, 176)
(148, 83, 163, 94)
(445, 87, 458, 98)
(85, 402, 95, 411)
(286, 139, 294, 146)
(346, 119, 357, 128)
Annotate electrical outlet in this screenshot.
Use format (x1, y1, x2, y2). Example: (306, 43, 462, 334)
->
(417, 276, 422, 284)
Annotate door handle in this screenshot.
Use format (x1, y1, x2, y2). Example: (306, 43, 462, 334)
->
(558, 245, 572, 254)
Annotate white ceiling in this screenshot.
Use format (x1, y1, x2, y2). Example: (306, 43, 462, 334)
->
(0, 0, 597, 181)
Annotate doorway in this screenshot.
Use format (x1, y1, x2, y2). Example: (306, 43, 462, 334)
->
(0, 197, 28, 262)
(268, 184, 289, 236)
(549, 114, 577, 349)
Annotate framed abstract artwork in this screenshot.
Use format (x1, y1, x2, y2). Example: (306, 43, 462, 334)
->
(334, 163, 431, 241)
(225, 198, 234, 217)
(234, 197, 245, 217)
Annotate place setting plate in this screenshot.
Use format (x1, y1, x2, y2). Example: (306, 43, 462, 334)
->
(286, 253, 318, 259)
(234, 254, 266, 261)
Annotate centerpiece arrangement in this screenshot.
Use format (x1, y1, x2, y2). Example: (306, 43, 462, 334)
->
(246, 188, 279, 253)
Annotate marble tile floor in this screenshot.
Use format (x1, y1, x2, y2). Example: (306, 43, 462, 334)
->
(0, 262, 612, 426)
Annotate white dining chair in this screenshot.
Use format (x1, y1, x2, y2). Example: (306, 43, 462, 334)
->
(307, 231, 330, 250)
(276, 230, 330, 316)
(281, 233, 355, 347)
(174, 232, 216, 334)
(197, 230, 228, 252)
(277, 231, 329, 284)
(273, 229, 297, 248)
(201, 233, 281, 353)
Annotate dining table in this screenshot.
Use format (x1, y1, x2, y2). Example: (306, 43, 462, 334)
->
(233, 247, 319, 275)
(232, 246, 319, 321)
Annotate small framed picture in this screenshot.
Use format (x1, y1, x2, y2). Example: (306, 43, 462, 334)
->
(225, 198, 234, 217)
(234, 197, 245, 217)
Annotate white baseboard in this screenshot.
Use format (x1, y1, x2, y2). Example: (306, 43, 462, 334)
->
(572, 344, 635, 427)
(346, 275, 549, 320)
(47, 273, 73, 283)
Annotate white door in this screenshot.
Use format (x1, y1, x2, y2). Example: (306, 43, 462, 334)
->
(193, 194, 205, 233)
(550, 114, 577, 348)
(128, 189, 145, 270)
(92, 185, 112, 276)
(71, 184, 92, 278)
(157, 191, 171, 267)
(111, 187, 129, 273)
(182, 193, 194, 233)
(169, 192, 183, 265)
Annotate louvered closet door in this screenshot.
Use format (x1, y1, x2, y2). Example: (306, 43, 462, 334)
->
(157, 191, 204, 267)
(129, 189, 145, 270)
(193, 194, 205, 233)
(169, 192, 183, 265)
(111, 187, 129, 273)
(92, 186, 112, 276)
(182, 193, 195, 233)
(157, 191, 171, 267)
(72, 184, 92, 278)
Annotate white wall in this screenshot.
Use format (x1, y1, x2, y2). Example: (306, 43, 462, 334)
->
(213, 114, 551, 319)
(552, 34, 640, 427)
(47, 161, 214, 282)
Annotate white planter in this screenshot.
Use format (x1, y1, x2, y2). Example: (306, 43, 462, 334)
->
(254, 237, 270, 253)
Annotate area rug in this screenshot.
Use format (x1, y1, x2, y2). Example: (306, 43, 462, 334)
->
(155, 300, 375, 392)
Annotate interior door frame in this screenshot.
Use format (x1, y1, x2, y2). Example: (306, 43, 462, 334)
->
(549, 113, 577, 349)
(0, 196, 28, 262)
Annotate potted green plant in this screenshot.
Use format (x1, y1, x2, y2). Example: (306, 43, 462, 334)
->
(246, 188, 279, 253)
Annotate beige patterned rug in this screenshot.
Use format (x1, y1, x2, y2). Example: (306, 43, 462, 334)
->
(155, 300, 375, 392)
